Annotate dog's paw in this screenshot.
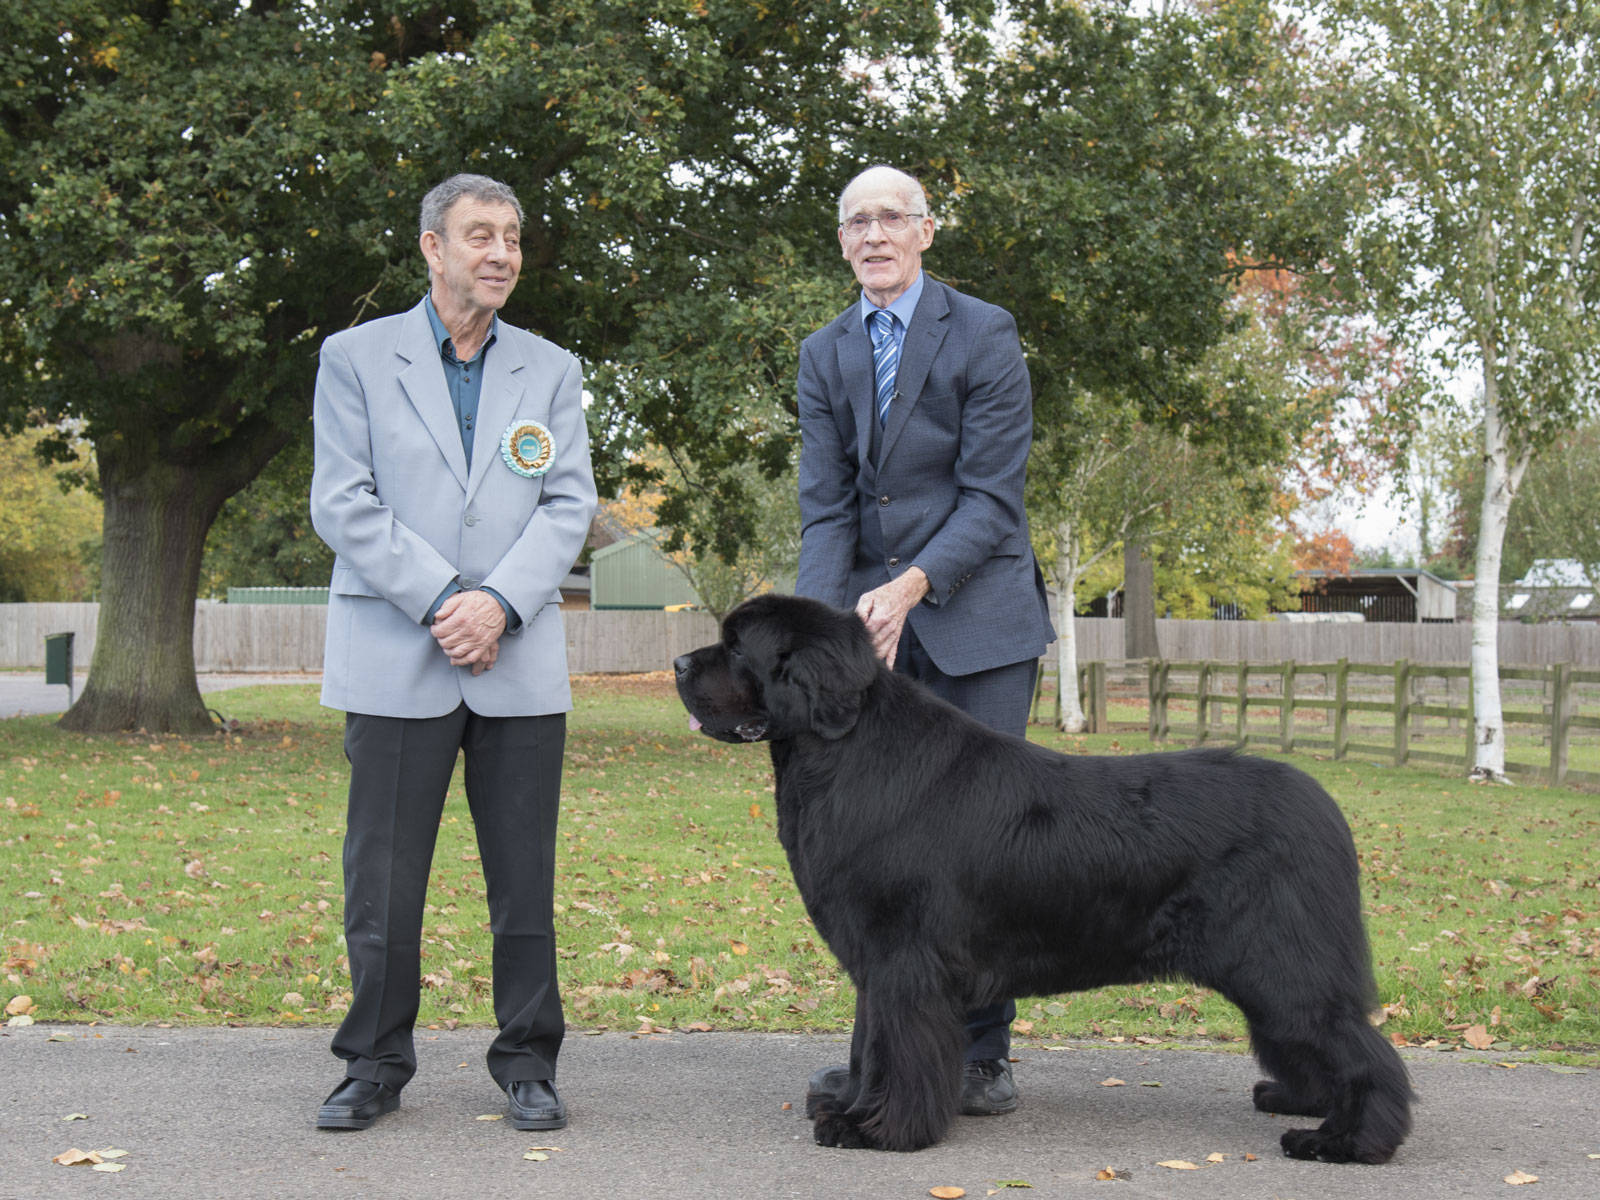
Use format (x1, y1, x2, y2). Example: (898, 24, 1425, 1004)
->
(1253, 1079, 1326, 1117)
(812, 1111, 875, 1150)
(1281, 1126, 1388, 1164)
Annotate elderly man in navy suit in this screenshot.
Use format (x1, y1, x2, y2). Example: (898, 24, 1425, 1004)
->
(310, 174, 596, 1132)
(795, 165, 1055, 1117)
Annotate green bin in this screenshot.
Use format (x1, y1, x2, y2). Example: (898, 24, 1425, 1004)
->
(45, 632, 75, 702)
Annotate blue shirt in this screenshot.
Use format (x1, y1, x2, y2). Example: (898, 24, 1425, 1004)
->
(421, 295, 518, 632)
(857, 270, 924, 354)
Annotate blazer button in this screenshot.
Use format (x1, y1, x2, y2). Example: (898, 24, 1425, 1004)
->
(888, 557, 900, 567)
(464, 514, 480, 526)
(878, 495, 890, 506)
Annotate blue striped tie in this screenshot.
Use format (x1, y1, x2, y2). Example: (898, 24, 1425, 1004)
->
(870, 309, 899, 426)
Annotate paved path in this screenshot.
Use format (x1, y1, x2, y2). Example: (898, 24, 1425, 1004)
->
(0, 672, 319, 719)
(2, 1024, 1596, 1199)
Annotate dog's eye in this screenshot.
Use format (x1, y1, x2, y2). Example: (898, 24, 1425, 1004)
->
(728, 646, 744, 661)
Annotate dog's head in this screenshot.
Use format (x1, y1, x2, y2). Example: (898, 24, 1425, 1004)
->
(673, 594, 880, 743)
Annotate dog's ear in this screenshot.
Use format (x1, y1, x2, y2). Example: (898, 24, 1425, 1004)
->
(775, 615, 878, 740)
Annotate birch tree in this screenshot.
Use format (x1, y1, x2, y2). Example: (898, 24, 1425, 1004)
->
(1323, 0, 1600, 780)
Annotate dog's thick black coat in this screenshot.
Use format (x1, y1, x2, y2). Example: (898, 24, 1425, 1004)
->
(674, 594, 1413, 1162)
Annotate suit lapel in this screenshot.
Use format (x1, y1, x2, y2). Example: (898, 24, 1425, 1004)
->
(466, 328, 525, 504)
(395, 302, 469, 491)
(879, 281, 949, 467)
(832, 308, 876, 462)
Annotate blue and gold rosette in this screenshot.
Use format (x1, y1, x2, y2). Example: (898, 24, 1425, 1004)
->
(500, 419, 556, 478)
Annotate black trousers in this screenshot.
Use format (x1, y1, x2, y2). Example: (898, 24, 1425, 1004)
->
(332, 705, 566, 1091)
(896, 621, 1037, 1062)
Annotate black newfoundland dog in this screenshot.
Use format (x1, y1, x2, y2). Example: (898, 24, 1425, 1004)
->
(674, 594, 1412, 1162)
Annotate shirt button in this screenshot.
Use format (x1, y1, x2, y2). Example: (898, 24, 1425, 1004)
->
(464, 515, 479, 526)
(879, 495, 890, 506)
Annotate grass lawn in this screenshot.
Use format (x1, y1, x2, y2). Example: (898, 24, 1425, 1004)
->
(4, 674, 1597, 1063)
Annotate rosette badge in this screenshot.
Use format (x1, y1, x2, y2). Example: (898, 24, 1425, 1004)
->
(501, 420, 556, 478)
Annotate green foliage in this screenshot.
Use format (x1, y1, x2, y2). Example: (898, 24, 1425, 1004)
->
(1323, 0, 1600, 449)
(0, 431, 102, 601)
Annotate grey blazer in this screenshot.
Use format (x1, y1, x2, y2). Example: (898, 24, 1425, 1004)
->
(795, 278, 1053, 676)
(311, 299, 598, 718)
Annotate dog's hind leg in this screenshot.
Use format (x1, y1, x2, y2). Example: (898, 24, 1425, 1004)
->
(1241, 995, 1412, 1165)
(1275, 1014, 1413, 1165)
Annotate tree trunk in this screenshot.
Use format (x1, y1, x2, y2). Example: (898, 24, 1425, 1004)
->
(59, 426, 284, 733)
(1122, 539, 1161, 661)
(1467, 370, 1530, 783)
(1054, 518, 1087, 733)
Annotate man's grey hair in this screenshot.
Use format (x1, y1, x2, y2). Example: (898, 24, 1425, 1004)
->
(837, 166, 932, 227)
(419, 174, 525, 237)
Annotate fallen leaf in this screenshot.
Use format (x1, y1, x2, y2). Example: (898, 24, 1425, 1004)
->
(61, 1114, 89, 1122)
(475, 1114, 504, 1121)
(1099, 1077, 1126, 1087)
(1094, 1166, 1131, 1181)
(1504, 1170, 1539, 1185)
(91, 1162, 126, 1173)
(1157, 1160, 1200, 1170)
(995, 1182, 1032, 1189)
(1139, 1081, 1163, 1088)
(1205, 1153, 1225, 1163)
(1243, 1153, 1258, 1161)
(929, 1189, 966, 1199)
(97, 1148, 129, 1160)
(729, 940, 750, 956)
(5, 994, 34, 1016)
(1463, 1024, 1494, 1050)
(522, 1151, 549, 1161)
(7, 1014, 35, 1028)
(53, 1148, 103, 1166)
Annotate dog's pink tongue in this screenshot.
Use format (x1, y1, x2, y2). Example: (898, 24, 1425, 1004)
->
(688, 715, 702, 732)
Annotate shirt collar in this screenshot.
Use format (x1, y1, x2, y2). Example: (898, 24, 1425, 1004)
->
(423, 294, 497, 362)
(858, 271, 925, 334)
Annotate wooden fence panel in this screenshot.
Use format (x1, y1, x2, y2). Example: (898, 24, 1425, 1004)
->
(5, 606, 1600, 674)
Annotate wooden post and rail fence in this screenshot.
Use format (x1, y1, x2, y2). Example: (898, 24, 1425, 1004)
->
(1053, 658, 1600, 790)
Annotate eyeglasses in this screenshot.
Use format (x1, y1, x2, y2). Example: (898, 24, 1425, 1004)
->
(839, 211, 925, 238)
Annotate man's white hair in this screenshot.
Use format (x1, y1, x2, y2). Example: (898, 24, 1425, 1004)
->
(837, 166, 931, 227)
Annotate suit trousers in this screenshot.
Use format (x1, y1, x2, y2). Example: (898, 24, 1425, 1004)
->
(896, 621, 1038, 1061)
(332, 705, 566, 1091)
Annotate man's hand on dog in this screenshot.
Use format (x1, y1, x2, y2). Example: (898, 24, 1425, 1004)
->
(855, 568, 929, 668)
(431, 588, 505, 673)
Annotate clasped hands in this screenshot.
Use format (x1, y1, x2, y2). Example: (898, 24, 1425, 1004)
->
(430, 588, 505, 675)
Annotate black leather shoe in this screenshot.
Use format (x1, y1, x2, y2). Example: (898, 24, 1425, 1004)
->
(507, 1079, 568, 1130)
(316, 1077, 400, 1130)
(960, 1059, 1018, 1116)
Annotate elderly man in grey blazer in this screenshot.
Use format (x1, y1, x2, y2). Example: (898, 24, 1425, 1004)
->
(310, 174, 596, 1132)
(795, 165, 1055, 1118)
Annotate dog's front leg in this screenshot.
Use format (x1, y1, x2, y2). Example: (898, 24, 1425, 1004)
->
(811, 966, 964, 1152)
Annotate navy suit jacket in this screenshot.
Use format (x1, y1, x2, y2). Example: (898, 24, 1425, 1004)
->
(795, 278, 1054, 676)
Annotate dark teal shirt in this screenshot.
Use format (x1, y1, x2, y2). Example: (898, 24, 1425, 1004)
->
(424, 294, 496, 469)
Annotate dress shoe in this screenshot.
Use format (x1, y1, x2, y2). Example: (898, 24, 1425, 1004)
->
(959, 1058, 1018, 1115)
(507, 1078, 568, 1130)
(316, 1077, 400, 1130)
